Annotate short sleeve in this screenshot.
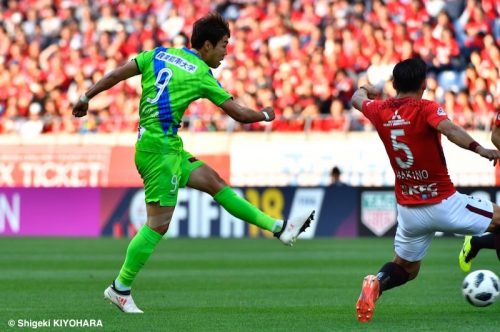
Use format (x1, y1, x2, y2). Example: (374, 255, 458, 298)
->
(200, 70, 232, 106)
(424, 101, 449, 128)
(361, 99, 381, 122)
(134, 49, 155, 73)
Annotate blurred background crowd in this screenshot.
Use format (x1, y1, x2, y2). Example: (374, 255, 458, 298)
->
(0, 0, 498, 135)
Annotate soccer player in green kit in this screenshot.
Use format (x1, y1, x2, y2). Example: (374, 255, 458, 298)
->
(72, 13, 314, 313)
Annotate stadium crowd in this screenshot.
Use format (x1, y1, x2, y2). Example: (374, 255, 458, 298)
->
(0, 0, 498, 134)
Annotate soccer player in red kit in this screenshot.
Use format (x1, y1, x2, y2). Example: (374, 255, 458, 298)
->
(351, 58, 500, 323)
(458, 110, 500, 273)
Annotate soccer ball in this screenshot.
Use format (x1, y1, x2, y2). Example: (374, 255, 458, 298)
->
(462, 270, 500, 307)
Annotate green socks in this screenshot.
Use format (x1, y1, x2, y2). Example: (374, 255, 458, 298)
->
(115, 225, 163, 289)
(214, 186, 282, 232)
(114, 187, 281, 291)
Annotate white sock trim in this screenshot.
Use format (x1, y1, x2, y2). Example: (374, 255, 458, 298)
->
(271, 220, 284, 233)
(114, 279, 131, 292)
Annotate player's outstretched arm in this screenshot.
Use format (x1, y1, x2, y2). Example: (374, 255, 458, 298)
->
(72, 61, 140, 118)
(351, 84, 379, 111)
(219, 99, 275, 124)
(437, 119, 500, 163)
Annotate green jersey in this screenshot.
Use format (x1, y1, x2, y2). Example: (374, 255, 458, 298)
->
(134, 47, 232, 153)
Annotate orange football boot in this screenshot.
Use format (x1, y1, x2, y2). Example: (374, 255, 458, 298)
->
(356, 275, 380, 322)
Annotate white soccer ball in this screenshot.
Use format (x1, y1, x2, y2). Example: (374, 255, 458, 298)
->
(462, 270, 500, 307)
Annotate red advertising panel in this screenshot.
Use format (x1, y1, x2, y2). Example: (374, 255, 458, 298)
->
(0, 145, 112, 187)
(0, 146, 229, 187)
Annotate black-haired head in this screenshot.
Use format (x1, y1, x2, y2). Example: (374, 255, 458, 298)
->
(191, 12, 230, 50)
(392, 58, 427, 94)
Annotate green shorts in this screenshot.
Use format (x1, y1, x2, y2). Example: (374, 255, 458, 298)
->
(135, 149, 204, 206)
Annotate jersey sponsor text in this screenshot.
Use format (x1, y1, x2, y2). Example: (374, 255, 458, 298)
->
(155, 51, 197, 73)
(400, 183, 438, 199)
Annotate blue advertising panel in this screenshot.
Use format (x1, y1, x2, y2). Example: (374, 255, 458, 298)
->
(101, 186, 359, 238)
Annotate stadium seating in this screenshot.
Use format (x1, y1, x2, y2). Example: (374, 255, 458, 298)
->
(0, 0, 498, 134)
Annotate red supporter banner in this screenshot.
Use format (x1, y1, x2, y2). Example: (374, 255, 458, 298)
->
(0, 146, 229, 187)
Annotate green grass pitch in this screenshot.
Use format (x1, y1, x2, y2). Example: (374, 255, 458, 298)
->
(0, 237, 498, 331)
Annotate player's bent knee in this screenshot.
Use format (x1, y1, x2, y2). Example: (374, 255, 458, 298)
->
(393, 256, 420, 280)
(486, 219, 500, 234)
(145, 204, 174, 235)
(489, 204, 500, 233)
(148, 223, 170, 235)
(188, 165, 227, 195)
(401, 264, 419, 280)
(408, 268, 420, 281)
(488, 223, 500, 234)
(146, 216, 171, 235)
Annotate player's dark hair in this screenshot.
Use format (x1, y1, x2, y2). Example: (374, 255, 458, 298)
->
(191, 12, 230, 50)
(392, 58, 427, 93)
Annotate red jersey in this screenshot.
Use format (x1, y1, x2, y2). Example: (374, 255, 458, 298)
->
(362, 97, 456, 205)
(495, 111, 500, 127)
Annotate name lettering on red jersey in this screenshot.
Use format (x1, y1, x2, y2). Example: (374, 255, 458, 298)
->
(362, 97, 456, 205)
(396, 169, 429, 180)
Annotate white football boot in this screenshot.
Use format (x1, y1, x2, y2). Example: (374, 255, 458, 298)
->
(104, 283, 143, 314)
(274, 210, 315, 246)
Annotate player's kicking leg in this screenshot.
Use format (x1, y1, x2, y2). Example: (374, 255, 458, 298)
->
(185, 162, 315, 246)
(212, 185, 314, 246)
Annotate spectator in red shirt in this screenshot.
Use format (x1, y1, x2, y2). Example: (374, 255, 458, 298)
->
(0, 0, 498, 134)
(433, 28, 461, 70)
(321, 99, 348, 132)
(331, 69, 355, 108)
(414, 23, 438, 66)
